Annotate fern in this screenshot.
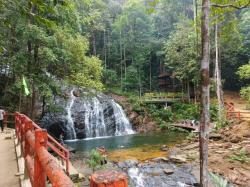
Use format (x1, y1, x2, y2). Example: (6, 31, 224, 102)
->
(209, 172, 228, 187)
(229, 149, 250, 163)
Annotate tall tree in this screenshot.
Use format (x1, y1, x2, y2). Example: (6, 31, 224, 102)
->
(200, 0, 210, 186)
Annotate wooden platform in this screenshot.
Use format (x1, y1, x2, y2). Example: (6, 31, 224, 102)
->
(171, 124, 198, 131)
(0, 129, 20, 187)
(142, 98, 181, 104)
(171, 123, 214, 132)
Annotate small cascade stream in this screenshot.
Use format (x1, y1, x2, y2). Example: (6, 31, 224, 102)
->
(128, 168, 145, 187)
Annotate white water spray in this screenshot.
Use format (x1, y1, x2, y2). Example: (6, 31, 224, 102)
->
(128, 168, 145, 187)
(66, 90, 77, 139)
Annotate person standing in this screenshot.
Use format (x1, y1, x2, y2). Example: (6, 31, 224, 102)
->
(0, 107, 5, 132)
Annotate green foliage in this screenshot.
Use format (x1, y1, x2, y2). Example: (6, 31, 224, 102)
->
(238, 61, 250, 106)
(148, 104, 174, 122)
(103, 69, 119, 86)
(209, 172, 229, 187)
(87, 149, 104, 172)
(164, 20, 200, 84)
(0, 0, 104, 112)
(229, 148, 250, 163)
(186, 132, 198, 140)
(172, 102, 199, 120)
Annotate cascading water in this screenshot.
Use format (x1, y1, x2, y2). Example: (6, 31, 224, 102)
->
(65, 89, 134, 140)
(82, 96, 135, 138)
(66, 90, 77, 139)
(112, 102, 135, 136)
(128, 168, 145, 187)
(84, 97, 107, 138)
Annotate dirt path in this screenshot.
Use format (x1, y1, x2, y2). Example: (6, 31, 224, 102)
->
(0, 129, 20, 187)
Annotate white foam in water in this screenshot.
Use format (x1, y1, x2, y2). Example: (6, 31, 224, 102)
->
(66, 90, 77, 139)
(128, 168, 145, 187)
(177, 181, 188, 187)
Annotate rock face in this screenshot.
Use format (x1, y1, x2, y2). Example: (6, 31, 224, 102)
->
(40, 88, 134, 140)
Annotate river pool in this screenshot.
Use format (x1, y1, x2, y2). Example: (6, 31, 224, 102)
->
(65, 131, 187, 161)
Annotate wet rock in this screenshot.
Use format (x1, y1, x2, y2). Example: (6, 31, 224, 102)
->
(169, 155, 187, 163)
(209, 133, 223, 140)
(40, 88, 134, 140)
(127, 163, 197, 187)
(163, 169, 174, 175)
(117, 159, 139, 169)
(160, 145, 169, 151)
(73, 90, 80, 97)
(152, 157, 169, 162)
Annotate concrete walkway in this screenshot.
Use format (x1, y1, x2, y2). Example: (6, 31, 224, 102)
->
(0, 129, 20, 187)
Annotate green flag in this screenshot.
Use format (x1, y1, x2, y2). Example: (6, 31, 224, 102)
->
(22, 76, 30, 96)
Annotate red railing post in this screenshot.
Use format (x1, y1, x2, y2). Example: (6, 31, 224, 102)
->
(65, 150, 70, 176)
(237, 112, 241, 120)
(20, 115, 26, 157)
(34, 129, 47, 187)
(25, 120, 33, 157)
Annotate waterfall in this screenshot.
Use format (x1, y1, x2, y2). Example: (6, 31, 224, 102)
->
(112, 101, 135, 136)
(83, 96, 135, 138)
(66, 90, 77, 139)
(84, 98, 107, 138)
(65, 89, 134, 139)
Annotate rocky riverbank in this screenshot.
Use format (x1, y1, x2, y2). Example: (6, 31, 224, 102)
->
(169, 120, 250, 186)
(70, 119, 250, 187)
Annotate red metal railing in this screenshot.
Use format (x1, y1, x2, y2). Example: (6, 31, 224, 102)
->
(224, 102, 250, 120)
(14, 112, 74, 187)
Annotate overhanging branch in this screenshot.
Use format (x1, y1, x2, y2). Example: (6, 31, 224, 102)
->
(211, 1, 250, 9)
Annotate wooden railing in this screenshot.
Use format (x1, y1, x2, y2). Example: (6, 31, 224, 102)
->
(14, 112, 74, 187)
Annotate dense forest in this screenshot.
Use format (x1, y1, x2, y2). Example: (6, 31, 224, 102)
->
(0, 0, 249, 114)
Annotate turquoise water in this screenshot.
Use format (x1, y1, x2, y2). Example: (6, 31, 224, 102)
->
(65, 131, 187, 152)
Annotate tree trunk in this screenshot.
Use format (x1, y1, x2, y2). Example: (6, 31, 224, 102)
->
(124, 43, 126, 79)
(150, 59, 152, 91)
(200, 0, 210, 186)
(120, 30, 123, 90)
(181, 81, 184, 102)
(215, 22, 223, 122)
(104, 30, 107, 69)
(138, 68, 142, 99)
(42, 96, 46, 117)
(92, 31, 96, 56)
(194, 83, 197, 104)
(30, 80, 36, 120)
(187, 80, 191, 103)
